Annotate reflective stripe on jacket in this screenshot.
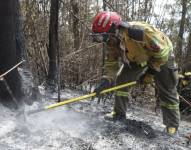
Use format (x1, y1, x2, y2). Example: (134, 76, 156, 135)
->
(104, 21, 173, 80)
(161, 101, 179, 110)
(121, 21, 172, 71)
(116, 90, 129, 97)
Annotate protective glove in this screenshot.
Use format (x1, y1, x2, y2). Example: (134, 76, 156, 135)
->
(94, 78, 113, 103)
(139, 67, 158, 84)
(94, 78, 112, 96)
(139, 73, 154, 84)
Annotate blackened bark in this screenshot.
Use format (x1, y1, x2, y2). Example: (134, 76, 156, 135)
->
(47, 0, 59, 86)
(0, 0, 23, 107)
(15, 0, 27, 63)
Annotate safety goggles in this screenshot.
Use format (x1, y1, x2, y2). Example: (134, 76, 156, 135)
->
(91, 23, 117, 43)
(90, 33, 109, 43)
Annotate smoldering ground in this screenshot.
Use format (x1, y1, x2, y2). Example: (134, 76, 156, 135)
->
(0, 90, 191, 150)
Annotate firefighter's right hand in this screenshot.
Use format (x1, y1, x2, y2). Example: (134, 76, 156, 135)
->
(139, 72, 154, 84)
(139, 67, 158, 84)
(94, 78, 111, 96)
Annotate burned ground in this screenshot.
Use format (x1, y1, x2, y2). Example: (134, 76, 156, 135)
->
(0, 89, 191, 150)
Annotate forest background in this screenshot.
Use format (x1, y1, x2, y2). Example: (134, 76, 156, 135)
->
(0, 0, 190, 101)
(19, 0, 191, 91)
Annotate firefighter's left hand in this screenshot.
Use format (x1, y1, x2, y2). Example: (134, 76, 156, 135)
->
(93, 78, 113, 104)
(94, 78, 112, 96)
(139, 72, 154, 84)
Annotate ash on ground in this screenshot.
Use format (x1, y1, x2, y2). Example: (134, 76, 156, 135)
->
(0, 88, 191, 150)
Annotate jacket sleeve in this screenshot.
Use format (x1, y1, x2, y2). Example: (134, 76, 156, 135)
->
(103, 45, 120, 81)
(144, 30, 172, 72)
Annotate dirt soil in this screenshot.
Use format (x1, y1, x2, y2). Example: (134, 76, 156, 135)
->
(0, 89, 191, 150)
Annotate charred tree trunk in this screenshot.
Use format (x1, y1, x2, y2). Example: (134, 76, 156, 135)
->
(0, 0, 23, 108)
(47, 0, 59, 87)
(15, 0, 27, 63)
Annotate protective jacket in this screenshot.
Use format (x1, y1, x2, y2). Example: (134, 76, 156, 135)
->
(102, 21, 180, 129)
(104, 21, 173, 81)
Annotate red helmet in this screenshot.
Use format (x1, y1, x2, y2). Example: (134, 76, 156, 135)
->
(92, 11, 122, 33)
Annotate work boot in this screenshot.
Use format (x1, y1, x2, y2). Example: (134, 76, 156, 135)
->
(165, 126, 178, 137)
(104, 111, 126, 121)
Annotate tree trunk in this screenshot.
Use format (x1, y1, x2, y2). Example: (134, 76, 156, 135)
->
(15, 0, 27, 63)
(47, 0, 59, 87)
(0, 0, 23, 108)
(71, 0, 80, 50)
(185, 32, 191, 60)
(103, 0, 107, 11)
(177, 0, 187, 63)
(131, 0, 135, 20)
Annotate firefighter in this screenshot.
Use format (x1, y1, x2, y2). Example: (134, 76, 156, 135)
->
(92, 11, 180, 136)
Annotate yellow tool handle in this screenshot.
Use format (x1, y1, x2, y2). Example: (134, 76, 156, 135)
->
(45, 81, 137, 110)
